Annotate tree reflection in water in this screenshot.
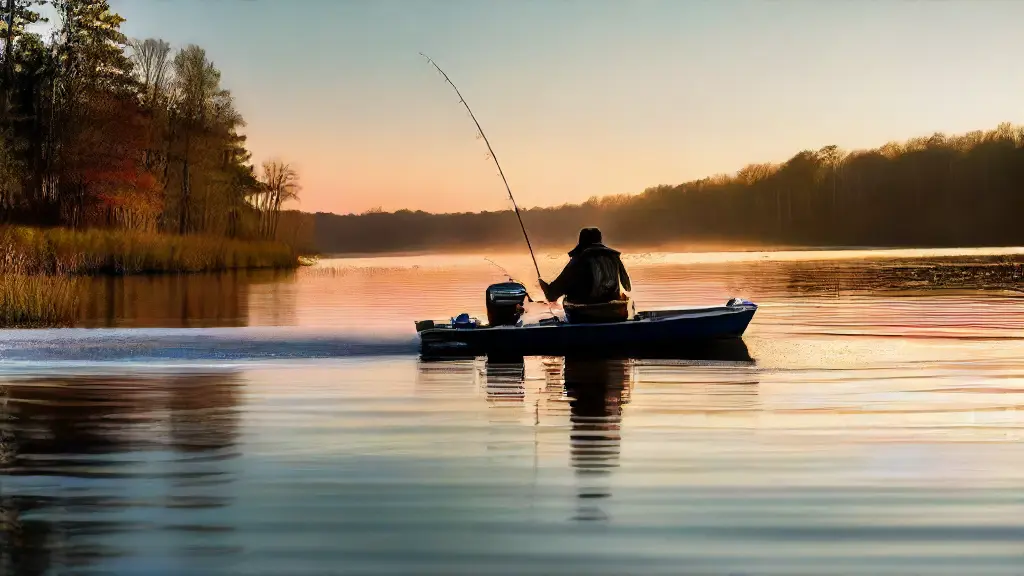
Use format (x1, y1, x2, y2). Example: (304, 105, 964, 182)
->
(0, 370, 242, 575)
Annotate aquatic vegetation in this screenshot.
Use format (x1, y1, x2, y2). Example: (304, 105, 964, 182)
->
(0, 226, 299, 275)
(0, 272, 81, 328)
(0, 227, 300, 327)
(0, 244, 78, 327)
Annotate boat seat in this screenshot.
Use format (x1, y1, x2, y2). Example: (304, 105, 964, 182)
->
(563, 299, 633, 324)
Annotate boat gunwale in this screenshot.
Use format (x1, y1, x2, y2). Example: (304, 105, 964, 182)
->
(417, 302, 758, 334)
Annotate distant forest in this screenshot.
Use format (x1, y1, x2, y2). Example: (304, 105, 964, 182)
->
(314, 123, 1024, 254)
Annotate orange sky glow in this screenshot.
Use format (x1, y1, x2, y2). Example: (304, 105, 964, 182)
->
(110, 0, 1024, 215)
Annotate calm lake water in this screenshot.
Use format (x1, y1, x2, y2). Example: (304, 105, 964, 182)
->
(2, 248, 1024, 575)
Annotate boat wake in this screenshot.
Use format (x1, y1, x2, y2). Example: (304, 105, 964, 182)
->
(0, 327, 419, 370)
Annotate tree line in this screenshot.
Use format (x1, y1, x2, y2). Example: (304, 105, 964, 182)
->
(0, 0, 304, 245)
(314, 123, 1024, 254)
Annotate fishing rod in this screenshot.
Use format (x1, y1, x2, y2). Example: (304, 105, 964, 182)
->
(419, 52, 543, 282)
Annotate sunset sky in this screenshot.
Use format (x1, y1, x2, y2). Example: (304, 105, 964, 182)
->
(106, 0, 1024, 215)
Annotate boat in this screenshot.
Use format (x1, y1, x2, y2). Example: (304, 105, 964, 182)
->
(415, 281, 757, 359)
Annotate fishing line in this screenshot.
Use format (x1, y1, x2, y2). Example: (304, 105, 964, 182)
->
(483, 257, 560, 321)
(419, 53, 543, 282)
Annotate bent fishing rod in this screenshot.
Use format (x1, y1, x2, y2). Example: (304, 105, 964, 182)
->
(419, 52, 543, 282)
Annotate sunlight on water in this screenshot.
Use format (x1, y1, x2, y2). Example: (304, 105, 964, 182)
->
(2, 249, 1023, 574)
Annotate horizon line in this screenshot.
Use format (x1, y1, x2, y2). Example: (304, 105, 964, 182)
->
(302, 120, 1023, 218)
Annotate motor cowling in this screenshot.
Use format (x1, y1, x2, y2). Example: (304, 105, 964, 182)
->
(485, 281, 528, 326)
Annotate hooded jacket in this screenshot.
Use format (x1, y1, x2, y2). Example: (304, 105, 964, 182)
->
(541, 242, 632, 305)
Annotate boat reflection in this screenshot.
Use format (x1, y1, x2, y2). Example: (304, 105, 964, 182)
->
(427, 337, 754, 364)
(482, 359, 527, 403)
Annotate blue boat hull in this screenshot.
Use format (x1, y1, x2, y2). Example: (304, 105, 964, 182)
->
(418, 301, 757, 359)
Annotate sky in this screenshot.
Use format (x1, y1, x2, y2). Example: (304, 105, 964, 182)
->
(95, 0, 1024, 215)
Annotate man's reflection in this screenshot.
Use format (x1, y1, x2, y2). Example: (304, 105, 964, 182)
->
(480, 356, 634, 522)
(562, 357, 633, 522)
(463, 344, 755, 524)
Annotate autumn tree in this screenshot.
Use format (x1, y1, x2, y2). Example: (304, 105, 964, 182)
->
(0, 1, 301, 248)
(42, 0, 147, 226)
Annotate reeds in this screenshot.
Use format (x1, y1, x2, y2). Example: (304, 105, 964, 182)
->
(0, 245, 79, 327)
(0, 271, 80, 327)
(0, 226, 299, 275)
(0, 226, 300, 327)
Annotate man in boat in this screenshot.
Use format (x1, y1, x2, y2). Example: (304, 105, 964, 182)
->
(539, 227, 632, 322)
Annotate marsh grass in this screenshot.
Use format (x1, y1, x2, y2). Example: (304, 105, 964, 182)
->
(0, 272, 81, 327)
(0, 239, 78, 327)
(1, 226, 299, 275)
(0, 226, 300, 327)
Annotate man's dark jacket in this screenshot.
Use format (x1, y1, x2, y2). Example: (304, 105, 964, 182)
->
(541, 243, 631, 305)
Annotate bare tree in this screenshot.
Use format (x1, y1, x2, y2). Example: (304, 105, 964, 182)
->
(252, 159, 300, 240)
(128, 38, 172, 109)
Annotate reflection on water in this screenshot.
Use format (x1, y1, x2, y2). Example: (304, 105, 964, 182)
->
(3, 248, 1024, 574)
(483, 358, 526, 403)
(70, 248, 1024, 334)
(563, 358, 632, 522)
(0, 371, 242, 575)
(76, 270, 297, 328)
(480, 356, 636, 523)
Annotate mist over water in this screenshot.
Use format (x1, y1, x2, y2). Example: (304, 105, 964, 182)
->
(2, 248, 1023, 575)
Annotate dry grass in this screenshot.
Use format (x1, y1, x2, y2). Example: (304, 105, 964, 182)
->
(0, 226, 299, 275)
(0, 239, 79, 327)
(0, 272, 80, 328)
(0, 225, 300, 328)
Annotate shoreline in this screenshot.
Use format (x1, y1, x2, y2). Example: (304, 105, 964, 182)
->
(315, 243, 1024, 260)
(0, 226, 303, 328)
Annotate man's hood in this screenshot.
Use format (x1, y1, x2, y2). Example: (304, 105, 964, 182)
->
(568, 242, 620, 258)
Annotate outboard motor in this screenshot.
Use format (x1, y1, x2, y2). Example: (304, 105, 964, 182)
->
(485, 281, 528, 326)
